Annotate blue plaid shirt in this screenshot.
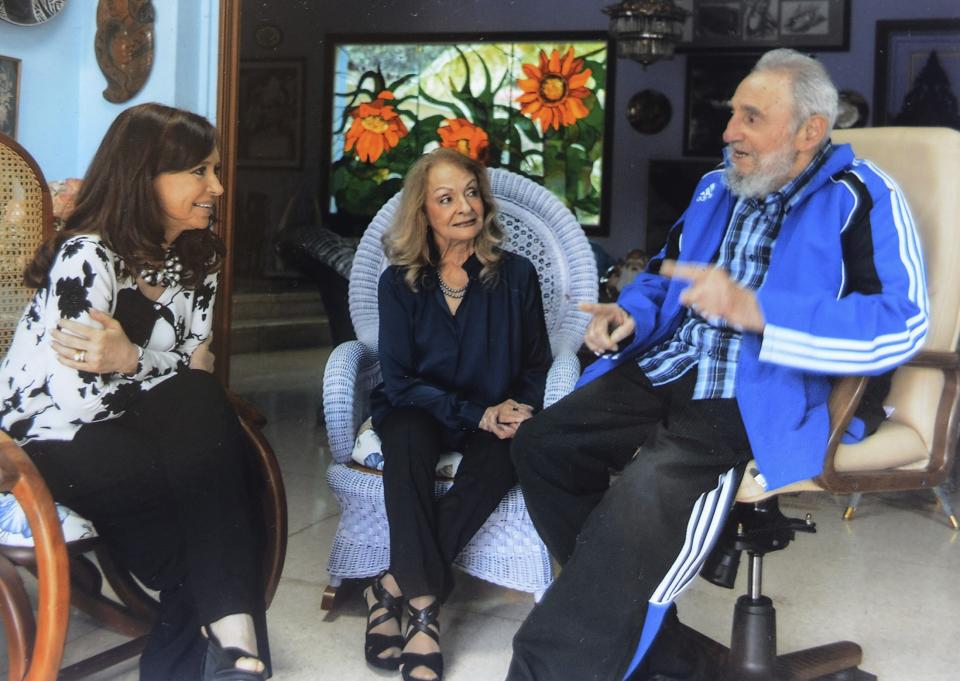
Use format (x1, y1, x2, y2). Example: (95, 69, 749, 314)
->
(640, 143, 834, 399)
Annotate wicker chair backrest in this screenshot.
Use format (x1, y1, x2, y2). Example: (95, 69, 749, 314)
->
(348, 167, 597, 355)
(0, 133, 52, 356)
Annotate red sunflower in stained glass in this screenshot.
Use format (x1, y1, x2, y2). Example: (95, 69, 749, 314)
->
(516, 47, 593, 133)
(437, 118, 490, 161)
(344, 90, 409, 163)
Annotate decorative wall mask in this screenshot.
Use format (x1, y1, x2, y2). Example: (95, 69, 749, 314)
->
(94, 0, 155, 103)
(0, 0, 66, 26)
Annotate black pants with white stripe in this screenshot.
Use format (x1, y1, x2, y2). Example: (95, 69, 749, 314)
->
(507, 363, 752, 681)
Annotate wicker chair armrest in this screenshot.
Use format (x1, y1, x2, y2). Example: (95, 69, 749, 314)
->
(544, 352, 581, 408)
(323, 341, 381, 463)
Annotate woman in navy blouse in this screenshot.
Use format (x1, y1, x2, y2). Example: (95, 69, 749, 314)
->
(364, 149, 551, 681)
(0, 104, 269, 681)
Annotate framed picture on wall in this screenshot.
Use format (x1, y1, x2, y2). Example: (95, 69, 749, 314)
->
(684, 54, 755, 158)
(674, 0, 850, 52)
(321, 32, 615, 235)
(237, 59, 305, 168)
(0, 54, 21, 139)
(874, 19, 960, 129)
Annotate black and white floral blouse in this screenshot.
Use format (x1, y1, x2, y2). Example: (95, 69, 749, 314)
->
(0, 234, 217, 444)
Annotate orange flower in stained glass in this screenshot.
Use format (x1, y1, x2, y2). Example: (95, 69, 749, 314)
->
(437, 118, 490, 161)
(516, 47, 592, 133)
(344, 90, 409, 163)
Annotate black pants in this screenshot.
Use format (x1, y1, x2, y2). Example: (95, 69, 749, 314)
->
(507, 363, 752, 681)
(25, 370, 269, 681)
(379, 406, 517, 600)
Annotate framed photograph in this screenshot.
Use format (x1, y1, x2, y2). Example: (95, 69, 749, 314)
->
(237, 59, 304, 168)
(0, 54, 21, 139)
(322, 32, 615, 235)
(673, 0, 850, 52)
(874, 19, 960, 129)
(684, 54, 755, 158)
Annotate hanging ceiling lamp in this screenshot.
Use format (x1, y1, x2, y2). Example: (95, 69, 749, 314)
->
(603, 0, 691, 66)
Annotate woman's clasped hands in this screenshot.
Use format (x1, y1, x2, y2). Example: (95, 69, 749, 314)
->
(50, 308, 216, 375)
(479, 398, 534, 439)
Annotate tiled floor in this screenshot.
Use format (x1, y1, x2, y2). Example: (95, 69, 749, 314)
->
(4, 347, 960, 680)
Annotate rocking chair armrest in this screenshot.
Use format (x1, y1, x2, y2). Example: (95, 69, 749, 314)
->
(0, 431, 70, 681)
(544, 352, 581, 408)
(227, 391, 267, 428)
(322, 340, 381, 463)
(223, 393, 286, 608)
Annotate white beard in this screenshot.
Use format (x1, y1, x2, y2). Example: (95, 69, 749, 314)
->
(722, 143, 799, 199)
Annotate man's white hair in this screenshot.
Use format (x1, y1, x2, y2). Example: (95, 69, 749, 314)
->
(753, 48, 838, 134)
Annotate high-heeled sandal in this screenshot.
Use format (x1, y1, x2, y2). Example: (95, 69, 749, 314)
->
(364, 574, 404, 670)
(201, 626, 267, 680)
(400, 599, 443, 681)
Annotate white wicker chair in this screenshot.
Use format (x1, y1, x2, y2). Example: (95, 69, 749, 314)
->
(321, 168, 598, 606)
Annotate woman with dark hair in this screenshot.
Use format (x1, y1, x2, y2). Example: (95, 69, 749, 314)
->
(0, 103, 269, 681)
(363, 148, 552, 681)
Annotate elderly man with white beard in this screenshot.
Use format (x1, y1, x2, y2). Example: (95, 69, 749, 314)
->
(506, 48, 928, 681)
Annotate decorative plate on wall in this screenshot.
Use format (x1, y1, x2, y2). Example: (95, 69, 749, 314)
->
(836, 89, 869, 129)
(0, 0, 66, 25)
(626, 89, 672, 135)
(255, 23, 283, 49)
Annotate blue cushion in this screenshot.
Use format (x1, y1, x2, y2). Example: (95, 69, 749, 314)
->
(0, 492, 98, 547)
(351, 418, 463, 478)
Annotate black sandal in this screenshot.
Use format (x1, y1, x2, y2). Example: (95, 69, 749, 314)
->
(401, 599, 443, 681)
(364, 574, 404, 670)
(201, 626, 267, 680)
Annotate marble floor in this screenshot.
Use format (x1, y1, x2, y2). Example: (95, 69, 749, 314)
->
(4, 347, 960, 680)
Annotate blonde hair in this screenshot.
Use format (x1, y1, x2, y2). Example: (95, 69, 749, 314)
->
(383, 148, 504, 291)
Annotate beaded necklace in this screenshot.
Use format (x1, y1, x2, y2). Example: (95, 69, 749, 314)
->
(437, 272, 468, 299)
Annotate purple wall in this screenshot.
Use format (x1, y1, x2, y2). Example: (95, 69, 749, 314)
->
(241, 0, 960, 260)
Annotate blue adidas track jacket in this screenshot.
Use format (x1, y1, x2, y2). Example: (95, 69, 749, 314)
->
(579, 143, 929, 490)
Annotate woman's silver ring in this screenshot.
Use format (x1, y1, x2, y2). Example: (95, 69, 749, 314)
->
(74, 350, 85, 363)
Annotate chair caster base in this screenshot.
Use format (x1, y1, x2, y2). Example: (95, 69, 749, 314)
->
(677, 623, 876, 681)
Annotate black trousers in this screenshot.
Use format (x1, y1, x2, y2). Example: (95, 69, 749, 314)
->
(379, 406, 517, 600)
(507, 363, 752, 681)
(25, 370, 269, 681)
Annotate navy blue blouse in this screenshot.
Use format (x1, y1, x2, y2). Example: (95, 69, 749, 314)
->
(369, 250, 552, 446)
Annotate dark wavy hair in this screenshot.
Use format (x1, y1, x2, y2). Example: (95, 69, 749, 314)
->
(25, 103, 226, 289)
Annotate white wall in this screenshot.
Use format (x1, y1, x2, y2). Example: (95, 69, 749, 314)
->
(0, 0, 220, 182)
